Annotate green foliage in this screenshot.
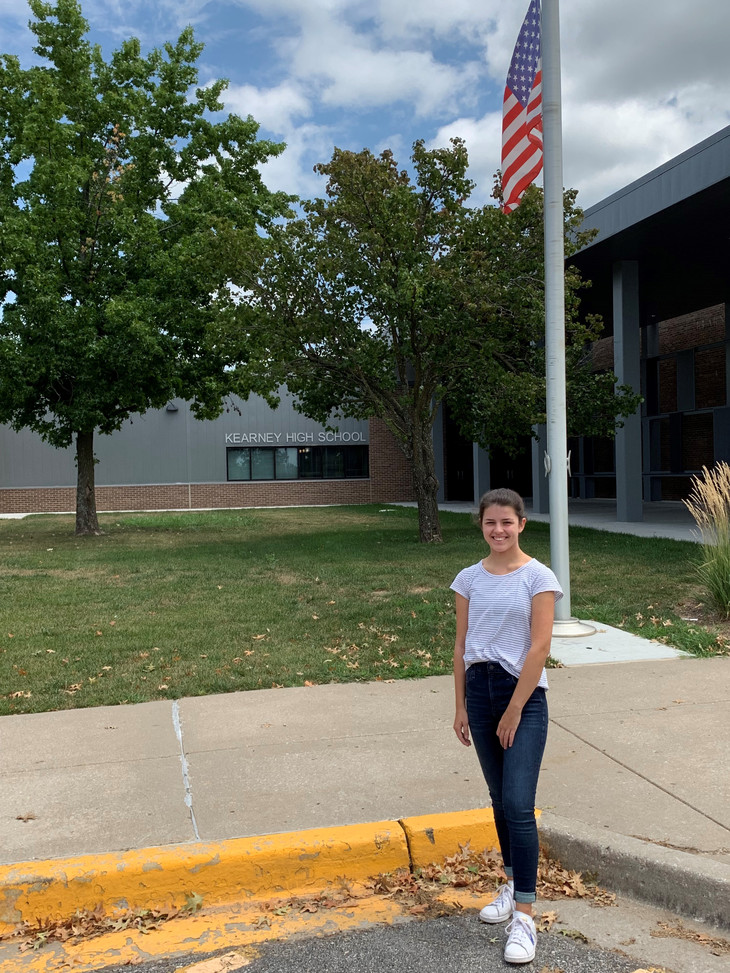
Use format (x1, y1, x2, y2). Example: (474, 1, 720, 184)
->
(444, 185, 642, 455)
(243, 142, 641, 542)
(0, 1, 290, 518)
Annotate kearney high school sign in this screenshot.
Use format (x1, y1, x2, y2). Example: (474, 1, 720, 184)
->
(225, 430, 368, 444)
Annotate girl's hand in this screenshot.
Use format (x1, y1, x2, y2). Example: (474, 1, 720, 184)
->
(497, 704, 522, 749)
(453, 707, 471, 747)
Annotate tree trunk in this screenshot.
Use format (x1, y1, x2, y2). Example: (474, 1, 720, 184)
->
(75, 429, 101, 535)
(411, 423, 443, 544)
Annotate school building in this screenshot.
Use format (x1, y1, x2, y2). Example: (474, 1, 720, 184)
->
(1, 126, 729, 516)
(437, 124, 730, 519)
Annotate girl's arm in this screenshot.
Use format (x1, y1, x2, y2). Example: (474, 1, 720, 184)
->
(453, 593, 471, 747)
(496, 590, 555, 750)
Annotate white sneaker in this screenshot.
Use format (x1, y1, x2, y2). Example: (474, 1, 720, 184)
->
(504, 911, 537, 964)
(478, 882, 514, 924)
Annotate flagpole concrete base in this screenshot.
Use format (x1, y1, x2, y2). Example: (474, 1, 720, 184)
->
(552, 618, 597, 638)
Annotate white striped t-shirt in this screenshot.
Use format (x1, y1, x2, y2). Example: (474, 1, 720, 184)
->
(450, 558, 563, 689)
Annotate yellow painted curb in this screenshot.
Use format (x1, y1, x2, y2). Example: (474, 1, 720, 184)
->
(0, 820, 409, 933)
(400, 808, 499, 867)
(400, 808, 541, 868)
(0, 808, 539, 934)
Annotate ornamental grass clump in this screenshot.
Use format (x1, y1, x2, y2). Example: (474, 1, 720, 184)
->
(684, 462, 730, 616)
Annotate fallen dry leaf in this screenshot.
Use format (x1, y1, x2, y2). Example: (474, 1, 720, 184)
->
(536, 910, 559, 932)
(174, 950, 255, 973)
(651, 919, 730, 954)
(559, 929, 589, 943)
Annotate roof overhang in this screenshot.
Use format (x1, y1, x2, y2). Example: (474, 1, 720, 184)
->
(568, 125, 730, 333)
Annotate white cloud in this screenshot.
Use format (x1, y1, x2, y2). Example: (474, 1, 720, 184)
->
(256, 122, 333, 199)
(270, 7, 482, 117)
(225, 81, 311, 134)
(5, 0, 730, 209)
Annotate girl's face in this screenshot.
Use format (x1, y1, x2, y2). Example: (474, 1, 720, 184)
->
(480, 504, 526, 553)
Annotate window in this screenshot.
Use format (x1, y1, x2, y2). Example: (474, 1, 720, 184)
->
(226, 445, 369, 481)
(251, 447, 275, 480)
(227, 449, 250, 481)
(298, 446, 323, 479)
(274, 447, 298, 479)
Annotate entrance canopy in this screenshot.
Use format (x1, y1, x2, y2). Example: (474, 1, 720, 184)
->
(570, 125, 730, 329)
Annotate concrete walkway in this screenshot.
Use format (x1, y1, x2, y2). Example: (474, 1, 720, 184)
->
(430, 497, 701, 543)
(2, 657, 727, 865)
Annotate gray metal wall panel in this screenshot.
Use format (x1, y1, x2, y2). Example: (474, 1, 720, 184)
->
(0, 392, 371, 488)
(94, 407, 189, 484)
(0, 426, 76, 487)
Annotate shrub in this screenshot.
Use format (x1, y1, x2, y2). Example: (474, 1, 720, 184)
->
(684, 462, 730, 615)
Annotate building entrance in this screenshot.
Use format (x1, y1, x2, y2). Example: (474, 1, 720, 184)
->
(443, 408, 475, 502)
(488, 438, 534, 499)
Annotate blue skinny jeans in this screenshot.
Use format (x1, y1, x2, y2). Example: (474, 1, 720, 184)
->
(465, 661, 548, 903)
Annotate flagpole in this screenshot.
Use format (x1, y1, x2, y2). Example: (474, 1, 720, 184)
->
(540, 0, 594, 636)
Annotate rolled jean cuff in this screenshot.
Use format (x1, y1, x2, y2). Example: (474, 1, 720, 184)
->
(504, 867, 514, 879)
(514, 890, 537, 904)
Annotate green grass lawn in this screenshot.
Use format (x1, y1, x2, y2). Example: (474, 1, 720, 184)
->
(0, 505, 725, 716)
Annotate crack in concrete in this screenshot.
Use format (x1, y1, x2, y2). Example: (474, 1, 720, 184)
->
(171, 701, 200, 841)
(550, 718, 730, 836)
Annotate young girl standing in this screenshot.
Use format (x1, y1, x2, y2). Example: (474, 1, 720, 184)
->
(451, 488, 562, 965)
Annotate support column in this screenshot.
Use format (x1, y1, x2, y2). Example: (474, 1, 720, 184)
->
(531, 424, 550, 513)
(613, 261, 643, 521)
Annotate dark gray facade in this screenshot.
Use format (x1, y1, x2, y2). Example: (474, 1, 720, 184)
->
(532, 124, 730, 518)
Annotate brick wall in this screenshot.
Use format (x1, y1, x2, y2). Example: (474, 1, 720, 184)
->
(657, 304, 725, 355)
(695, 345, 726, 409)
(0, 419, 415, 514)
(590, 305, 726, 372)
(368, 417, 415, 503)
(590, 335, 614, 371)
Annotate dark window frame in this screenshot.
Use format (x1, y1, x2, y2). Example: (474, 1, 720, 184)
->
(226, 445, 369, 482)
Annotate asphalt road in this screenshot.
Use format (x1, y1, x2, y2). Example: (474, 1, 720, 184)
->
(97, 915, 646, 973)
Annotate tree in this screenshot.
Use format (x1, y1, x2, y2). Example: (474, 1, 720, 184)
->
(243, 141, 640, 543)
(0, 0, 290, 533)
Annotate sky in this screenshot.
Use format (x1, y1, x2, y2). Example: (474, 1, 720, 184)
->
(1, 0, 729, 210)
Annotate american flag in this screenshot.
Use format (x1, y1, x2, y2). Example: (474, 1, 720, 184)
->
(501, 0, 543, 213)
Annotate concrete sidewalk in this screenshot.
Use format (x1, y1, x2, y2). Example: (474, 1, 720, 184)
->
(2, 655, 729, 925)
(431, 498, 701, 543)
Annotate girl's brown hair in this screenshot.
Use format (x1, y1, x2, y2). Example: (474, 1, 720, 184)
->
(478, 488, 526, 522)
